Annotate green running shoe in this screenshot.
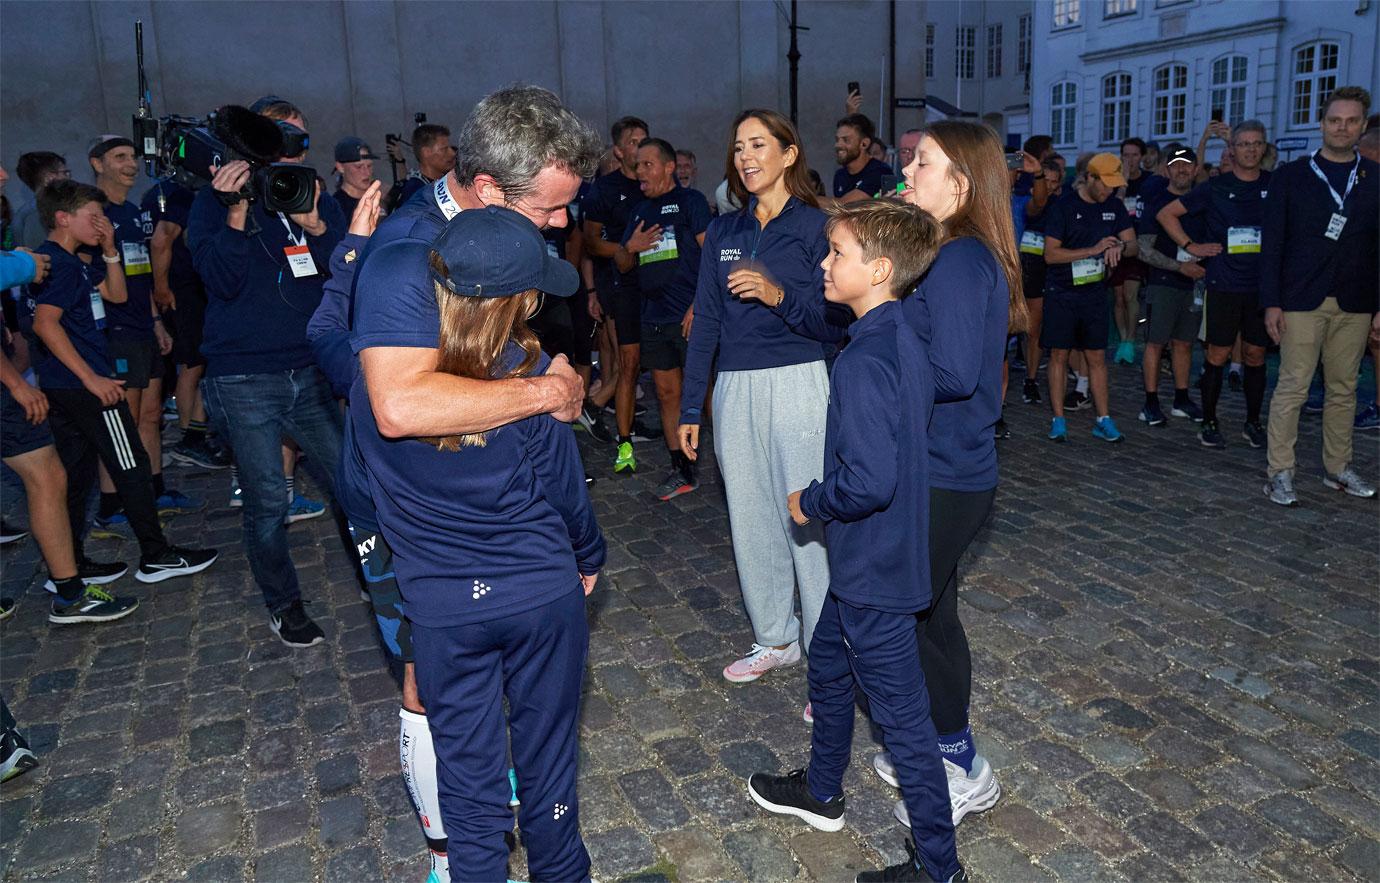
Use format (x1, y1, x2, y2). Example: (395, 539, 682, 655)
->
(614, 440, 637, 473)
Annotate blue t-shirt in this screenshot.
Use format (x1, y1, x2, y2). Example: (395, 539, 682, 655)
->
(98, 200, 155, 335)
(1176, 170, 1271, 293)
(583, 170, 644, 295)
(1139, 184, 1208, 291)
(29, 243, 112, 388)
(140, 180, 202, 296)
(833, 158, 892, 199)
(620, 185, 712, 323)
(1043, 190, 1134, 295)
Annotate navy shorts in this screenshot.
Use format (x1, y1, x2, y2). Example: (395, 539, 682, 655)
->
(640, 321, 687, 372)
(1041, 288, 1110, 351)
(1, 386, 54, 459)
(1204, 289, 1269, 349)
(598, 284, 641, 347)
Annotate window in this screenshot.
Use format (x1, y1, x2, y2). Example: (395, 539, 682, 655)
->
(1054, 0, 1080, 27)
(1051, 81, 1078, 145)
(1291, 41, 1340, 127)
(1101, 73, 1133, 143)
(1210, 55, 1248, 125)
(925, 23, 935, 79)
(1018, 15, 1031, 73)
(956, 26, 975, 80)
(986, 24, 1002, 78)
(1151, 62, 1188, 137)
(1105, 0, 1137, 16)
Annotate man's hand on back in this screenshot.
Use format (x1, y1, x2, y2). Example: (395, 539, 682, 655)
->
(545, 354, 584, 422)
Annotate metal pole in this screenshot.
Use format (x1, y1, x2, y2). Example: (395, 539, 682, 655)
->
(888, 0, 897, 143)
(788, 0, 801, 126)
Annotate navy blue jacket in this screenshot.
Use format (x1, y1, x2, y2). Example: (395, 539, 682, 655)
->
(1260, 152, 1378, 314)
(800, 300, 934, 613)
(187, 186, 345, 376)
(902, 237, 1009, 492)
(679, 197, 844, 424)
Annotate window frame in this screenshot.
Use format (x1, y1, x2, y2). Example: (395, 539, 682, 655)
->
(925, 22, 935, 79)
(1289, 41, 1341, 129)
(1051, 80, 1079, 147)
(1100, 72, 1134, 145)
(1209, 54, 1249, 126)
(1053, 0, 1081, 29)
(956, 25, 976, 80)
(986, 23, 1003, 78)
(1151, 62, 1189, 138)
(1104, 0, 1138, 18)
(1018, 14, 1031, 74)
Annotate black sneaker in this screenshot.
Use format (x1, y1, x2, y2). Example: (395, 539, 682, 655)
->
(856, 839, 968, 883)
(584, 472, 597, 487)
(0, 726, 38, 783)
(1199, 421, 1227, 449)
(1228, 370, 1243, 392)
(1242, 421, 1266, 449)
(577, 403, 614, 444)
(77, 558, 128, 585)
(1138, 402, 1167, 427)
(48, 585, 139, 625)
(629, 418, 663, 442)
(135, 546, 219, 584)
(1022, 379, 1041, 404)
(654, 468, 699, 501)
(1063, 390, 1090, 411)
(0, 521, 29, 545)
(269, 600, 326, 648)
(169, 438, 231, 470)
(747, 769, 845, 832)
(993, 418, 1011, 440)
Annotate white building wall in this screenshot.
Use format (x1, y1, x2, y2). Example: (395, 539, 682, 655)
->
(1030, 0, 1379, 161)
(923, 0, 1034, 141)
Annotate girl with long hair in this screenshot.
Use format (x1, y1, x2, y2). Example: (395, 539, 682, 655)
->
(677, 109, 843, 698)
(351, 206, 604, 883)
(873, 120, 1026, 829)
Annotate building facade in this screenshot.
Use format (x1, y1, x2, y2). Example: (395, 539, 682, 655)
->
(1029, 0, 1380, 162)
(921, 0, 1036, 143)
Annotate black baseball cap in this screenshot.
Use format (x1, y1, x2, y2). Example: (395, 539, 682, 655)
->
(88, 135, 134, 159)
(249, 94, 288, 114)
(334, 137, 379, 163)
(1167, 146, 1198, 165)
(430, 206, 578, 299)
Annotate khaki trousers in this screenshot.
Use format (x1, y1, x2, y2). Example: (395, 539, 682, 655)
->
(1266, 297, 1372, 477)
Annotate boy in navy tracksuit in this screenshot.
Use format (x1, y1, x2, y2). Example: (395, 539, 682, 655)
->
(351, 207, 603, 883)
(748, 201, 965, 883)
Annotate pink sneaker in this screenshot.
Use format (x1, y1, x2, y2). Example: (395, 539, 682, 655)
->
(722, 642, 801, 683)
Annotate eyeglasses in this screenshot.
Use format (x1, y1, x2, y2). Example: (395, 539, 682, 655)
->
(1232, 140, 1266, 149)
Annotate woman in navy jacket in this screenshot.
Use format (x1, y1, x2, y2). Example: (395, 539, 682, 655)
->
(677, 109, 842, 693)
(873, 121, 1027, 829)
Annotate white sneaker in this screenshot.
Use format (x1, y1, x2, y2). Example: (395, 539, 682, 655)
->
(887, 755, 1002, 828)
(1323, 466, 1377, 499)
(722, 642, 801, 683)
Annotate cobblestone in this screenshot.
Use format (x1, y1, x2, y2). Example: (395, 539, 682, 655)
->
(1, 364, 1376, 880)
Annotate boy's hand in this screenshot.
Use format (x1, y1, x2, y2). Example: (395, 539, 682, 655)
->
(580, 572, 598, 596)
(788, 490, 808, 525)
(84, 375, 126, 407)
(92, 215, 117, 254)
(678, 424, 700, 461)
(10, 381, 48, 425)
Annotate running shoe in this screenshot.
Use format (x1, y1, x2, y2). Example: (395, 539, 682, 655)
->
(1114, 340, 1135, 365)
(1063, 390, 1090, 411)
(1138, 403, 1166, 427)
(1242, 421, 1266, 449)
(890, 756, 1002, 828)
(1021, 379, 1041, 404)
(1228, 370, 1243, 392)
(803, 702, 813, 725)
(1263, 470, 1298, 507)
(229, 483, 244, 508)
(0, 597, 14, 622)
(1047, 416, 1067, 443)
(92, 511, 130, 533)
(1355, 403, 1379, 432)
(0, 726, 38, 783)
(723, 641, 801, 683)
(855, 839, 968, 883)
(576, 403, 614, 444)
(654, 468, 698, 501)
(629, 418, 663, 442)
(993, 417, 1011, 440)
(157, 489, 204, 514)
(1092, 416, 1123, 443)
(136, 546, 219, 583)
(508, 768, 521, 808)
(1199, 421, 1226, 449)
(48, 585, 139, 625)
(71, 559, 127, 586)
(168, 438, 231, 470)
(1324, 467, 1377, 499)
(613, 441, 637, 474)
(747, 769, 845, 832)
(1170, 398, 1204, 422)
(0, 521, 29, 545)
(269, 600, 326, 648)
(285, 494, 325, 524)
(603, 402, 648, 419)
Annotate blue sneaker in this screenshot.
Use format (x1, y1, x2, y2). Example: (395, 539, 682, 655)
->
(156, 489, 203, 514)
(1092, 416, 1123, 443)
(285, 493, 325, 525)
(508, 767, 520, 807)
(91, 511, 130, 538)
(1355, 403, 1379, 431)
(1048, 416, 1067, 442)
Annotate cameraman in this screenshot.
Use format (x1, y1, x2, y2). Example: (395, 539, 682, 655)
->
(186, 102, 347, 648)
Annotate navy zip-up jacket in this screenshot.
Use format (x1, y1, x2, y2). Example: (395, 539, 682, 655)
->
(187, 186, 345, 377)
(679, 197, 844, 424)
(800, 300, 935, 613)
(901, 237, 1010, 492)
(1260, 152, 1378, 314)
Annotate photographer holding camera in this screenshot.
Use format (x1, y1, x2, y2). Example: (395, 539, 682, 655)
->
(186, 98, 347, 648)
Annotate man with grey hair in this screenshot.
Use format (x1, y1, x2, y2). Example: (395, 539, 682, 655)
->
(307, 82, 599, 883)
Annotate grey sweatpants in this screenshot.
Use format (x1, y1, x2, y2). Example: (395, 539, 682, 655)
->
(712, 360, 831, 652)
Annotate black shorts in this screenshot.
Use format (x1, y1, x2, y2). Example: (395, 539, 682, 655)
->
(167, 284, 207, 368)
(1020, 255, 1046, 301)
(1204, 289, 1268, 349)
(106, 330, 164, 390)
(1, 386, 54, 458)
(529, 297, 575, 363)
(598, 284, 642, 347)
(1041, 289, 1109, 351)
(640, 321, 687, 372)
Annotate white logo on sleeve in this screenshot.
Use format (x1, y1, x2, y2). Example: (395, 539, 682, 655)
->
(472, 580, 492, 600)
(553, 803, 569, 820)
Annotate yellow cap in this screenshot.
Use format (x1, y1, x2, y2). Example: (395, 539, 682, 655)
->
(1087, 152, 1127, 187)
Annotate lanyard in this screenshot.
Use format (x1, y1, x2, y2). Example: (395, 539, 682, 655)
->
(277, 213, 307, 247)
(433, 177, 460, 220)
(1309, 152, 1359, 212)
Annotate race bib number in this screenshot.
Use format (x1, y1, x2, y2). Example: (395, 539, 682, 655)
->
(1227, 226, 1261, 254)
(284, 245, 319, 278)
(639, 228, 679, 265)
(1123, 196, 1141, 219)
(90, 286, 107, 330)
(121, 241, 151, 276)
(1019, 230, 1045, 255)
(1175, 246, 1194, 263)
(1072, 257, 1105, 286)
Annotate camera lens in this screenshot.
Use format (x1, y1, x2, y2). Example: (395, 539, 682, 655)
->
(269, 170, 303, 203)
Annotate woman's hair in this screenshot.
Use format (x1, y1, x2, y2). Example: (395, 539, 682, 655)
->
(921, 120, 1027, 332)
(723, 109, 819, 211)
(423, 254, 541, 451)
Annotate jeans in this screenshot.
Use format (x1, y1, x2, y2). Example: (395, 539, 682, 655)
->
(202, 366, 342, 613)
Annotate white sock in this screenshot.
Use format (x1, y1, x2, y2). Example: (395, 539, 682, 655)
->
(1076, 375, 1089, 394)
(1230, 361, 1242, 375)
(399, 708, 448, 844)
(285, 473, 295, 503)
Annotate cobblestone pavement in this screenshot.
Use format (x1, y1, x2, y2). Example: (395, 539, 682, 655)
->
(1, 360, 1377, 883)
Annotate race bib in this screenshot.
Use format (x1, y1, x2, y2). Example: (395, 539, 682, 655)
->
(121, 240, 151, 276)
(1123, 195, 1141, 219)
(284, 245, 319, 278)
(1071, 257, 1105, 286)
(90, 285, 107, 330)
(1175, 246, 1194, 263)
(1019, 230, 1045, 255)
(1227, 226, 1261, 254)
(640, 227, 679, 265)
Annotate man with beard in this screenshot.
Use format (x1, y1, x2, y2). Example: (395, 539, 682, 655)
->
(833, 114, 891, 204)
